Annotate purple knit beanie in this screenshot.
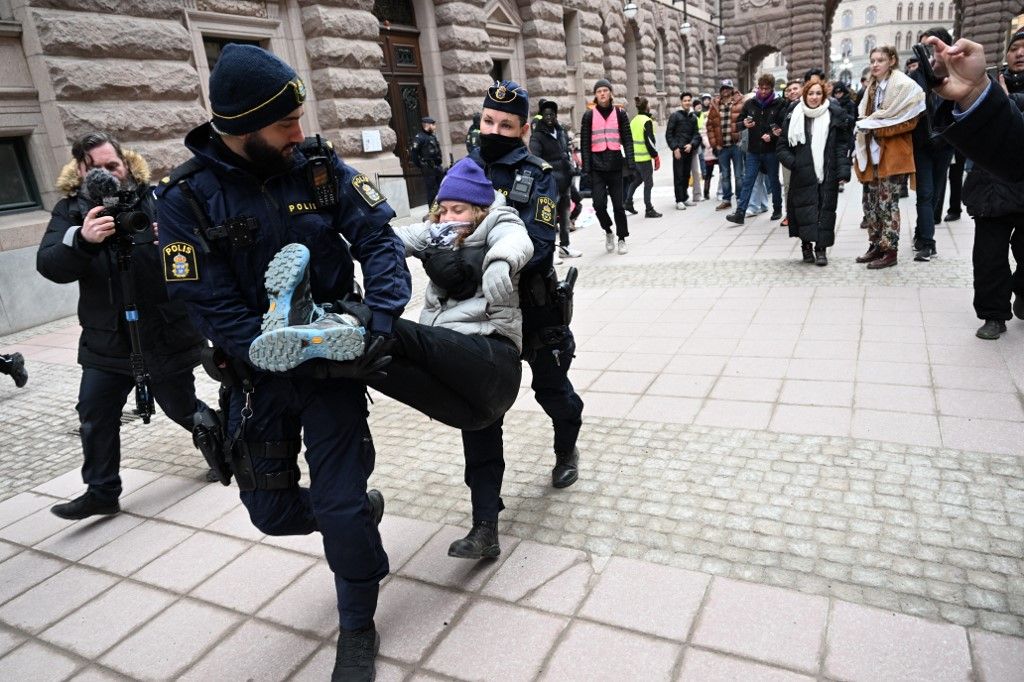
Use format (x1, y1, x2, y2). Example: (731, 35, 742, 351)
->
(436, 157, 494, 206)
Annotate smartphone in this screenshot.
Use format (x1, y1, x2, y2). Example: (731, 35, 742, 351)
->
(912, 43, 942, 88)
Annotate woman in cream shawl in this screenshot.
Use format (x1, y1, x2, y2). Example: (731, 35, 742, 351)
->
(853, 45, 926, 269)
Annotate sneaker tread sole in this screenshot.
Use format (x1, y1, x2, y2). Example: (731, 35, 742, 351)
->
(249, 324, 365, 372)
(262, 244, 317, 333)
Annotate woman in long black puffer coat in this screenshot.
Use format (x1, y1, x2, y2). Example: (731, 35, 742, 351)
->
(777, 78, 852, 266)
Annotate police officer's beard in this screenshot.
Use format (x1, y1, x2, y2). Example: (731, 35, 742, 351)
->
(243, 133, 293, 177)
(479, 133, 524, 164)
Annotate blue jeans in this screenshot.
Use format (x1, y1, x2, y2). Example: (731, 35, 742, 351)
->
(913, 144, 955, 249)
(716, 145, 744, 201)
(736, 152, 782, 214)
(748, 174, 770, 213)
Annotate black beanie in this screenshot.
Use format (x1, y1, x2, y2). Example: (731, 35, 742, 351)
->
(482, 80, 530, 119)
(593, 78, 612, 93)
(209, 44, 306, 135)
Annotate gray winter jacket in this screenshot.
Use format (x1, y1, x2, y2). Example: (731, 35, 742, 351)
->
(393, 193, 533, 351)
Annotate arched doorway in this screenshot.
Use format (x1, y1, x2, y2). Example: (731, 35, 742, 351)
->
(738, 45, 779, 92)
(373, 0, 430, 207)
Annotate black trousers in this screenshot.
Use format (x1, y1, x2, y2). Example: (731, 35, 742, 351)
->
(525, 331, 583, 455)
(569, 183, 582, 221)
(673, 152, 694, 203)
(423, 167, 444, 206)
(947, 151, 965, 217)
(462, 417, 505, 522)
(367, 318, 522, 523)
(556, 187, 572, 248)
(228, 373, 386, 631)
(972, 214, 1024, 321)
(368, 318, 522, 432)
(626, 161, 654, 211)
(590, 169, 629, 239)
(77, 367, 201, 502)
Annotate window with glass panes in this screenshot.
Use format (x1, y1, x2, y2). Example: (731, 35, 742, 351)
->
(0, 138, 41, 213)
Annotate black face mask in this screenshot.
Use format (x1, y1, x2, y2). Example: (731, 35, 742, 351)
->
(479, 133, 523, 163)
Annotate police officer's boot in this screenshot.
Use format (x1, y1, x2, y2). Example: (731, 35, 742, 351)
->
(261, 243, 324, 333)
(447, 520, 500, 559)
(552, 447, 579, 488)
(332, 624, 379, 682)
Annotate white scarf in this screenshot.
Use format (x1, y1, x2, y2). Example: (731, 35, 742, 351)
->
(788, 101, 831, 183)
(854, 68, 925, 172)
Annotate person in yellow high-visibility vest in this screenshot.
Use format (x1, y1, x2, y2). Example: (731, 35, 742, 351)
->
(624, 97, 663, 218)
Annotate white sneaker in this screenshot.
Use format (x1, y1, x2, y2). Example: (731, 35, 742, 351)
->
(675, 202, 686, 210)
(605, 232, 615, 253)
(554, 255, 564, 265)
(558, 245, 583, 258)
(617, 239, 628, 255)
(685, 200, 697, 207)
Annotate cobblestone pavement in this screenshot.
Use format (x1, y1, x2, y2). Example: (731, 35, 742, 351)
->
(1, 167, 1023, 664)
(1, 468, 1020, 681)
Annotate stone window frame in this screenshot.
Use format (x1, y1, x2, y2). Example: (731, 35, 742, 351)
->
(865, 6, 877, 26)
(184, 7, 320, 135)
(841, 9, 853, 29)
(483, 0, 527, 87)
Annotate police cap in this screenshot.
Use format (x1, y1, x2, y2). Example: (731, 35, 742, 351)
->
(483, 80, 529, 119)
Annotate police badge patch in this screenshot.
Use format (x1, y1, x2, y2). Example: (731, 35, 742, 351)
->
(535, 196, 557, 228)
(352, 174, 385, 207)
(163, 242, 199, 282)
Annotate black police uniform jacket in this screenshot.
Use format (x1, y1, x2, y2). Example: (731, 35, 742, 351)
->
(36, 150, 204, 379)
(471, 144, 561, 334)
(155, 123, 411, 364)
(411, 130, 442, 169)
(776, 103, 853, 247)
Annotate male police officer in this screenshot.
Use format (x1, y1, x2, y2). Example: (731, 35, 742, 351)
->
(156, 45, 411, 681)
(37, 132, 214, 520)
(473, 81, 584, 490)
(411, 116, 444, 206)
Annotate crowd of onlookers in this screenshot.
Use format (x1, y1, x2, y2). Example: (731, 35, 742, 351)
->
(506, 24, 1024, 341)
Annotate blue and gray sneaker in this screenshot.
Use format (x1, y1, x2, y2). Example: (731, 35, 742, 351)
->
(249, 312, 366, 372)
(261, 243, 323, 333)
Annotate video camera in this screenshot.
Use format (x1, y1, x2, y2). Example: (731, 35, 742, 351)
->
(83, 168, 152, 241)
(82, 168, 155, 421)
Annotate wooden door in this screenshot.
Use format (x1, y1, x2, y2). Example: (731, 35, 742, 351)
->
(379, 29, 429, 207)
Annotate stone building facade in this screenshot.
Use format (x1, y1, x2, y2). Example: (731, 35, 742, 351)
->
(0, 0, 1018, 333)
(830, 0, 956, 85)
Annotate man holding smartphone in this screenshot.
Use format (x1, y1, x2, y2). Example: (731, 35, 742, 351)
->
(907, 28, 955, 263)
(726, 74, 787, 226)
